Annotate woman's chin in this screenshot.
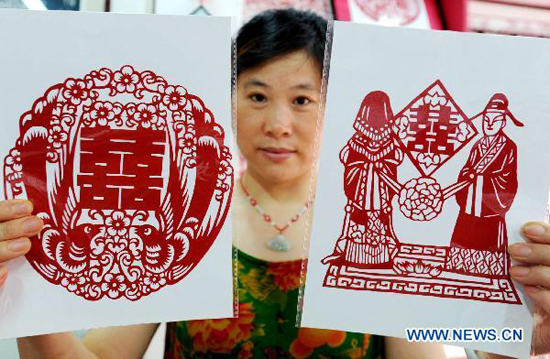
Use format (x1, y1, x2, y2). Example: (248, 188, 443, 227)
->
(250, 165, 306, 185)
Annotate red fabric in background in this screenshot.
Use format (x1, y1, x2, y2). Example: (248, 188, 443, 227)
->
(441, 0, 468, 31)
(333, 0, 352, 20)
(425, 0, 443, 28)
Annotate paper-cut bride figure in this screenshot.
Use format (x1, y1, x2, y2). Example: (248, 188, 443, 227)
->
(446, 93, 522, 277)
(323, 91, 402, 268)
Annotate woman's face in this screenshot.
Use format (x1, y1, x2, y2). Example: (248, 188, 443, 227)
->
(237, 50, 322, 185)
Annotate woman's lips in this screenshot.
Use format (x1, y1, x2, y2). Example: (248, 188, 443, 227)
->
(259, 147, 295, 162)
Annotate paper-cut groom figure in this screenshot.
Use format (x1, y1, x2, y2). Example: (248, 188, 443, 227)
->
(446, 93, 523, 277)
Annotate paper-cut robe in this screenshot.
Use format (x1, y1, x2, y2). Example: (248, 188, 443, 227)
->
(323, 91, 402, 268)
(446, 133, 518, 276)
(339, 133, 402, 267)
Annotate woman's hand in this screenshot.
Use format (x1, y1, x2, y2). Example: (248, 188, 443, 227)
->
(0, 199, 43, 287)
(509, 222, 550, 355)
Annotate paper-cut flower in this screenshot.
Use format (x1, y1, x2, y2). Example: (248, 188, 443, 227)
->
(424, 91, 449, 108)
(48, 125, 68, 149)
(178, 131, 196, 155)
(218, 159, 234, 180)
(416, 152, 441, 168)
(90, 101, 116, 126)
(101, 273, 128, 299)
(5, 148, 22, 172)
(134, 103, 159, 128)
(143, 273, 167, 291)
(113, 65, 140, 93)
(63, 79, 89, 105)
(398, 177, 443, 221)
(394, 258, 443, 278)
(105, 210, 131, 236)
(61, 274, 86, 293)
(162, 85, 187, 111)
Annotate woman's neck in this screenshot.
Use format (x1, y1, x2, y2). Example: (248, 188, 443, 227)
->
(240, 169, 313, 205)
(235, 169, 315, 262)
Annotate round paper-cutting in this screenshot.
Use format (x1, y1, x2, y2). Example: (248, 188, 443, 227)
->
(3, 65, 234, 301)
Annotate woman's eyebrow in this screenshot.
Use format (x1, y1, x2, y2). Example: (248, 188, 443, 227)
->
(291, 83, 319, 91)
(244, 79, 270, 89)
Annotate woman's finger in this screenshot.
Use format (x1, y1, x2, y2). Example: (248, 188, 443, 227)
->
(0, 237, 31, 263)
(0, 200, 33, 222)
(524, 286, 550, 317)
(510, 265, 550, 288)
(0, 216, 43, 241)
(522, 222, 550, 244)
(509, 243, 550, 266)
(0, 266, 7, 286)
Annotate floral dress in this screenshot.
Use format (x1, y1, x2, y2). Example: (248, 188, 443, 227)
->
(164, 249, 384, 358)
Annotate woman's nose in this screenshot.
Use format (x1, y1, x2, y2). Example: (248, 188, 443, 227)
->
(264, 104, 293, 138)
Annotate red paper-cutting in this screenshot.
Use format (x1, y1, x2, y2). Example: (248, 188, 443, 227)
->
(4, 65, 234, 301)
(322, 91, 402, 269)
(394, 80, 477, 177)
(322, 82, 521, 305)
(446, 93, 521, 279)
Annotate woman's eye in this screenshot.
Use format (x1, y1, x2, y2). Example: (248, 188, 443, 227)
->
(294, 97, 311, 106)
(250, 94, 266, 103)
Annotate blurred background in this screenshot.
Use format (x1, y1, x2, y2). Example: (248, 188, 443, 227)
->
(0, 0, 548, 37)
(0, 0, 548, 358)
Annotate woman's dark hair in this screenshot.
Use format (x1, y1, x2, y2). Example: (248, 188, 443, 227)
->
(236, 9, 327, 76)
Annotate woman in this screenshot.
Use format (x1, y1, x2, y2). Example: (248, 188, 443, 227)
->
(2, 9, 550, 359)
(169, 11, 389, 358)
(166, 11, 386, 358)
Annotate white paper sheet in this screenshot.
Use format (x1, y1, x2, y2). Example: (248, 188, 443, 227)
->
(0, 9, 234, 339)
(301, 21, 550, 358)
